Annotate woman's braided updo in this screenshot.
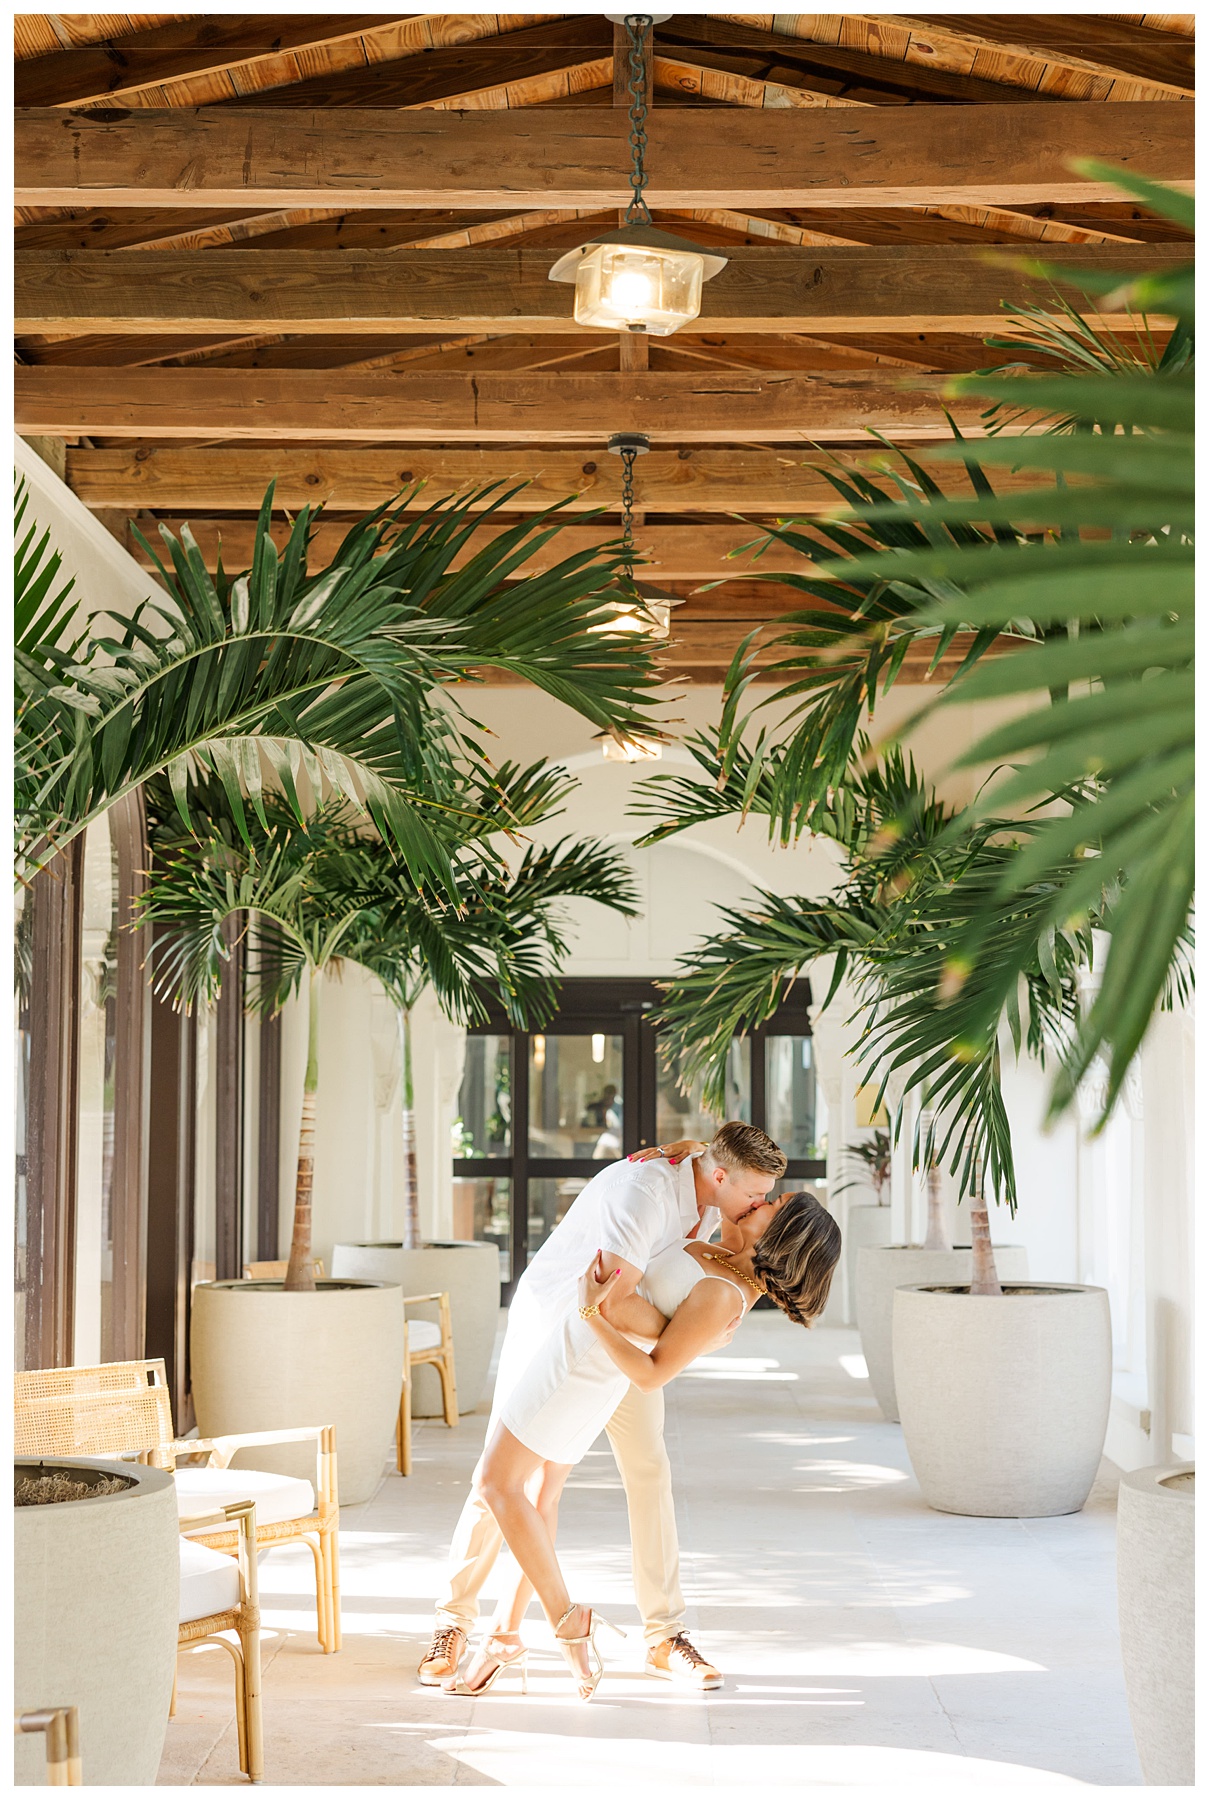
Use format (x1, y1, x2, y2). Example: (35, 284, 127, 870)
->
(752, 1190, 842, 1326)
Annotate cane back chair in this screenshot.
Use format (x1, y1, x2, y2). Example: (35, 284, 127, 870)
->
(396, 1291, 459, 1477)
(13, 1360, 341, 1654)
(176, 1498, 264, 1784)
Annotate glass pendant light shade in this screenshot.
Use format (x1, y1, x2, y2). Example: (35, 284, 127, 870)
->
(551, 227, 726, 338)
(597, 730, 664, 763)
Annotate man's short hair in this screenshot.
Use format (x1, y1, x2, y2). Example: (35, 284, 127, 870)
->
(706, 1121, 787, 1178)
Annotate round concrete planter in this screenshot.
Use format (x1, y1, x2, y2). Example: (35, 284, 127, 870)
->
(840, 1204, 895, 1324)
(856, 1245, 1029, 1421)
(191, 1279, 406, 1505)
(15, 1458, 179, 1786)
(330, 1240, 500, 1416)
(1117, 1462, 1194, 1785)
(894, 1283, 1112, 1517)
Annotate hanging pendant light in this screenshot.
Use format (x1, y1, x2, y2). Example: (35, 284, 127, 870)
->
(549, 14, 727, 337)
(591, 432, 685, 641)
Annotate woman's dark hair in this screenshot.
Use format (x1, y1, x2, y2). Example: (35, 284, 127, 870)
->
(752, 1190, 841, 1326)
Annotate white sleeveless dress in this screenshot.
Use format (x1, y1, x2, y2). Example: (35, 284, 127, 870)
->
(495, 1242, 750, 1466)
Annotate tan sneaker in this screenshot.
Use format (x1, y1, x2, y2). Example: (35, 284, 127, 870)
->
(418, 1625, 468, 1687)
(645, 1632, 723, 1691)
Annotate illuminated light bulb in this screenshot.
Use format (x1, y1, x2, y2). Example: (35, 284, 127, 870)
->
(597, 731, 664, 763)
(533, 1033, 546, 1070)
(549, 230, 727, 338)
(591, 1033, 606, 1064)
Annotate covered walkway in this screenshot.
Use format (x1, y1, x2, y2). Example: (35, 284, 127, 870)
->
(160, 1316, 1139, 1788)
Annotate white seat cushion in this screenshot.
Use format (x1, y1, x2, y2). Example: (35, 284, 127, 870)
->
(175, 1465, 316, 1534)
(407, 1320, 442, 1354)
(179, 1538, 241, 1624)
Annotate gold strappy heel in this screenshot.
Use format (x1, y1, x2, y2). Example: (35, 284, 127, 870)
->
(553, 1605, 625, 1702)
(442, 1633, 529, 1697)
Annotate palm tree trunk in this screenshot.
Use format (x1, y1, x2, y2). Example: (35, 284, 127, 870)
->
(398, 1005, 422, 1252)
(967, 1163, 1002, 1297)
(922, 1160, 952, 1251)
(284, 969, 321, 1292)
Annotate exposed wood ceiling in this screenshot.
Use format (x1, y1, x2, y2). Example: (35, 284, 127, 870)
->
(14, 10, 1194, 682)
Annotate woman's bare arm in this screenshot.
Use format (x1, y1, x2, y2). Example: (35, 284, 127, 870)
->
(580, 1262, 741, 1393)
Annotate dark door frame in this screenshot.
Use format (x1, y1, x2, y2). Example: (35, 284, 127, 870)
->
(454, 978, 823, 1302)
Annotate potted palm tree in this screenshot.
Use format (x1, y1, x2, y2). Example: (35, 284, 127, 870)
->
(637, 168, 1188, 1559)
(142, 762, 638, 1501)
(832, 1129, 895, 1322)
(329, 807, 637, 1417)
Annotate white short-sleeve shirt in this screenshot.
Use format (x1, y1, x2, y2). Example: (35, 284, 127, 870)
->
(497, 1155, 720, 1390)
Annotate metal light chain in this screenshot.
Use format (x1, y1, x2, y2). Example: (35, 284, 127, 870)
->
(619, 445, 637, 576)
(623, 14, 653, 226)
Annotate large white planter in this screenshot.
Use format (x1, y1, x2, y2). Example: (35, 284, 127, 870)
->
(191, 1279, 406, 1505)
(1117, 1462, 1194, 1785)
(839, 1204, 895, 1324)
(331, 1240, 500, 1416)
(894, 1283, 1112, 1517)
(856, 1245, 1029, 1421)
(15, 1458, 179, 1786)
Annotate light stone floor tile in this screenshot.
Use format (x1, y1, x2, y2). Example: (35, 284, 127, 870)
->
(158, 1315, 1140, 1788)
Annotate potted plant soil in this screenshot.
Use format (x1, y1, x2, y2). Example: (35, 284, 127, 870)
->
(1116, 1461, 1194, 1784)
(15, 1458, 180, 1786)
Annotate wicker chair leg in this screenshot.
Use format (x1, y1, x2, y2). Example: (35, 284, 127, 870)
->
(239, 1623, 264, 1783)
(438, 1354, 459, 1429)
(303, 1533, 328, 1651)
(324, 1524, 343, 1655)
(396, 1370, 413, 1477)
(169, 1668, 178, 1719)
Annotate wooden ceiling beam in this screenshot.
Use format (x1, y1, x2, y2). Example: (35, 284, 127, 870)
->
(16, 366, 1010, 444)
(64, 445, 1066, 515)
(898, 14, 1195, 95)
(16, 102, 1191, 211)
(17, 243, 1185, 337)
(127, 519, 819, 581)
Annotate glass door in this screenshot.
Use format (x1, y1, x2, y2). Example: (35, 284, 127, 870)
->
(453, 980, 826, 1302)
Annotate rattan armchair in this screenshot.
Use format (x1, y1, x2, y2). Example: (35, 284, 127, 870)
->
(13, 1360, 341, 1654)
(14, 1707, 81, 1786)
(176, 1498, 263, 1784)
(396, 1291, 459, 1477)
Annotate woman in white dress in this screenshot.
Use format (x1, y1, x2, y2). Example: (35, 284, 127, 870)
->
(455, 1188, 840, 1700)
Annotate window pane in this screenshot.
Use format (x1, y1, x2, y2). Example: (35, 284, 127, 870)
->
(527, 1176, 590, 1264)
(455, 1034, 512, 1157)
(656, 1038, 750, 1144)
(529, 1034, 623, 1160)
(75, 814, 120, 1365)
(452, 1175, 513, 1285)
(765, 1035, 828, 1161)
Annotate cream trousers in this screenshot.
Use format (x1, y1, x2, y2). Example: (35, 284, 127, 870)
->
(434, 1381, 684, 1647)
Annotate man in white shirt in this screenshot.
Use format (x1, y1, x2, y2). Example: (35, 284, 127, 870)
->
(419, 1121, 787, 1692)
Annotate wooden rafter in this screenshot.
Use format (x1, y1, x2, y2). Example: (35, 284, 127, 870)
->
(16, 102, 1192, 211)
(14, 15, 572, 109)
(16, 366, 1016, 444)
(17, 243, 1186, 337)
(719, 14, 1194, 102)
(63, 444, 1073, 514)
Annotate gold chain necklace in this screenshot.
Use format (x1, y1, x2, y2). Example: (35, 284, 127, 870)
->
(703, 1251, 764, 1299)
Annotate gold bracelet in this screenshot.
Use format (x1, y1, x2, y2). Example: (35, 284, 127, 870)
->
(579, 1303, 601, 1320)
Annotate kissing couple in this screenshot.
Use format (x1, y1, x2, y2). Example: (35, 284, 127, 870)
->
(419, 1121, 841, 1700)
